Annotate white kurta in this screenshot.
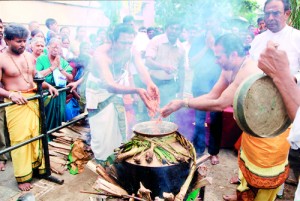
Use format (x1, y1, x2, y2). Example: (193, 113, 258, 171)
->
(249, 25, 300, 75)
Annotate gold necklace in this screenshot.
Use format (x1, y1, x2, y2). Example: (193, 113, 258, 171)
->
(10, 54, 31, 88)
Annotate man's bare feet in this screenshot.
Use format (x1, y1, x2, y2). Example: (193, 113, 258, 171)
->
(18, 182, 33, 191)
(210, 155, 219, 165)
(0, 161, 5, 171)
(230, 175, 240, 184)
(223, 194, 237, 201)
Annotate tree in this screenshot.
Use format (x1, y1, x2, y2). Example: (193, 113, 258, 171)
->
(290, 0, 300, 30)
(154, 0, 261, 27)
(98, 1, 122, 26)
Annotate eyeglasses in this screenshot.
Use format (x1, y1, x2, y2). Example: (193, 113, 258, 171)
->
(264, 11, 283, 18)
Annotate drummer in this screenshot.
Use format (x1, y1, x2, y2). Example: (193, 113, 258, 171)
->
(160, 33, 290, 201)
(258, 41, 300, 201)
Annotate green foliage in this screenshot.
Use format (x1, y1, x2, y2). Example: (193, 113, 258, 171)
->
(154, 0, 261, 27)
(98, 1, 122, 26)
(290, 0, 300, 30)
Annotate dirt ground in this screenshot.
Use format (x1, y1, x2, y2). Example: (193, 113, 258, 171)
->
(0, 148, 297, 201)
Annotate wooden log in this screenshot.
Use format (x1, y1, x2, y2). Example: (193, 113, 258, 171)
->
(49, 146, 70, 156)
(59, 128, 82, 138)
(53, 138, 72, 146)
(50, 156, 67, 165)
(49, 141, 71, 151)
(50, 161, 65, 175)
(49, 150, 68, 160)
(196, 154, 210, 167)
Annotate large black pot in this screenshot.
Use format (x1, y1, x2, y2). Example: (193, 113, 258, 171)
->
(114, 121, 191, 199)
(114, 160, 190, 199)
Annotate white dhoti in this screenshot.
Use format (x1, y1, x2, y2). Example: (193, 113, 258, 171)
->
(86, 73, 128, 161)
(89, 103, 122, 160)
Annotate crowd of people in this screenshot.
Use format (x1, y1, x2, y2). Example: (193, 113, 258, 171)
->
(0, 0, 300, 200)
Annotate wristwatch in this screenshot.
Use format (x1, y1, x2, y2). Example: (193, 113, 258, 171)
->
(59, 67, 63, 71)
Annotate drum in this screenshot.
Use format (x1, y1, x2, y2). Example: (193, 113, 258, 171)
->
(233, 74, 291, 138)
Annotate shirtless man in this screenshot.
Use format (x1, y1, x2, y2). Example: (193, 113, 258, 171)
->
(86, 23, 159, 164)
(161, 33, 260, 118)
(0, 24, 58, 191)
(162, 34, 291, 200)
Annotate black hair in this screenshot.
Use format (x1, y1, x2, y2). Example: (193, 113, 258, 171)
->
(257, 17, 265, 24)
(31, 29, 44, 38)
(0, 19, 2, 24)
(45, 18, 57, 29)
(147, 27, 155, 32)
(215, 34, 245, 57)
(123, 15, 134, 23)
(264, 0, 291, 12)
(4, 24, 29, 40)
(111, 23, 135, 42)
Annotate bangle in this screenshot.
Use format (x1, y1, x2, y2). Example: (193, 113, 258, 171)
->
(49, 67, 53, 72)
(183, 98, 189, 108)
(59, 67, 63, 71)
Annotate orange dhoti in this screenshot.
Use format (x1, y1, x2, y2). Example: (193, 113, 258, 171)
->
(237, 129, 290, 200)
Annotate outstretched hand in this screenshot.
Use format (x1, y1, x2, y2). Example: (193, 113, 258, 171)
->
(147, 83, 160, 117)
(258, 41, 290, 79)
(160, 99, 183, 118)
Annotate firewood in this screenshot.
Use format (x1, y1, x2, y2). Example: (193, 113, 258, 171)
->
(196, 154, 210, 167)
(49, 146, 70, 156)
(94, 178, 128, 197)
(60, 127, 82, 136)
(191, 177, 212, 191)
(53, 138, 72, 146)
(96, 165, 120, 186)
(50, 156, 67, 165)
(137, 182, 152, 201)
(61, 136, 73, 142)
(49, 150, 68, 160)
(71, 124, 90, 133)
(50, 161, 65, 175)
(49, 141, 71, 151)
(163, 192, 175, 201)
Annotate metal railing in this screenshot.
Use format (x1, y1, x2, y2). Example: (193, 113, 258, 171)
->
(0, 75, 88, 185)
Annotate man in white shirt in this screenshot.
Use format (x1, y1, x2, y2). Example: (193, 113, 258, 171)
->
(250, 0, 300, 76)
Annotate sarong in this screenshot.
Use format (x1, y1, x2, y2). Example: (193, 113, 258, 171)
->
(86, 73, 127, 161)
(237, 129, 290, 200)
(5, 92, 45, 183)
(88, 95, 126, 161)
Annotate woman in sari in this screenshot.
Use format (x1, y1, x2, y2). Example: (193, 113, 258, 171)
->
(36, 37, 73, 131)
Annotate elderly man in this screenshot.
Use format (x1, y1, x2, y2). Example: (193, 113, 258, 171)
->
(250, 0, 300, 76)
(0, 24, 57, 191)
